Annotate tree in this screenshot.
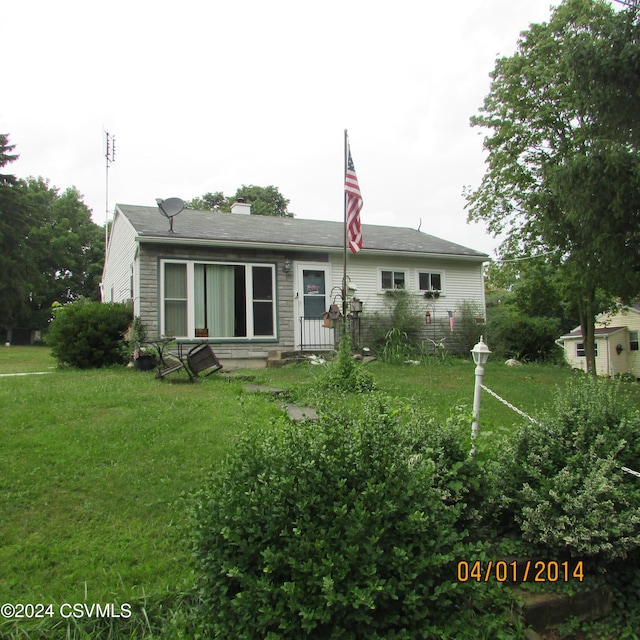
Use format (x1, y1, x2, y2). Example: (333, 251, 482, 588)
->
(0, 135, 36, 339)
(0, 135, 105, 340)
(0, 134, 19, 185)
(233, 184, 291, 217)
(484, 257, 578, 334)
(187, 191, 227, 211)
(465, 0, 640, 374)
(22, 178, 104, 328)
(186, 185, 292, 217)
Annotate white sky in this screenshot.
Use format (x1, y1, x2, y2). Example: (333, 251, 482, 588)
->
(4, 0, 560, 257)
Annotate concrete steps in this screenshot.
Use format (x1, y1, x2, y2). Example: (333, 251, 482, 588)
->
(515, 585, 613, 636)
(266, 350, 306, 368)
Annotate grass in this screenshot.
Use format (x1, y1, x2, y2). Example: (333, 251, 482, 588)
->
(1, 346, 639, 637)
(0, 351, 284, 608)
(264, 357, 582, 431)
(0, 344, 56, 373)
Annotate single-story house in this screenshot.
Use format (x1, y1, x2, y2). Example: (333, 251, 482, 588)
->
(556, 304, 640, 378)
(101, 201, 489, 366)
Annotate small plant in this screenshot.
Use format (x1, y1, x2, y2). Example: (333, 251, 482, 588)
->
(379, 327, 416, 364)
(126, 317, 160, 370)
(317, 328, 375, 393)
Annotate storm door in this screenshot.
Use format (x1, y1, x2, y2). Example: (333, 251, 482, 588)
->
(295, 264, 335, 350)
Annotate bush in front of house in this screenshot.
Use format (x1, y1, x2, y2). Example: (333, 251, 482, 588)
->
(188, 398, 518, 639)
(492, 375, 640, 561)
(46, 299, 132, 368)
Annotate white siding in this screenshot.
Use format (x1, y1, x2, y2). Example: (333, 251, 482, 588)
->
(328, 253, 486, 349)
(329, 254, 485, 311)
(101, 209, 138, 309)
(561, 307, 640, 378)
(598, 308, 640, 378)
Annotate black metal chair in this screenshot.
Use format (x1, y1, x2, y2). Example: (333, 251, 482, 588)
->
(184, 343, 223, 378)
(155, 342, 222, 381)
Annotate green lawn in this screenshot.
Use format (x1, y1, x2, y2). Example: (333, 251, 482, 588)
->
(1, 347, 638, 635)
(0, 351, 284, 607)
(0, 344, 56, 373)
(264, 357, 584, 434)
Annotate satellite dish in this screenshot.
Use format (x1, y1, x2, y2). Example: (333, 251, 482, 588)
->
(156, 197, 184, 232)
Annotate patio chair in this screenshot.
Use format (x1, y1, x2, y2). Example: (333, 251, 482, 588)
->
(155, 343, 222, 381)
(155, 355, 186, 380)
(184, 343, 223, 378)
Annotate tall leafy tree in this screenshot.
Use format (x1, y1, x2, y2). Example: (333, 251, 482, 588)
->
(0, 135, 36, 339)
(232, 184, 291, 217)
(0, 135, 104, 340)
(186, 185, 292, 217)
(465, 0, 640, 373)
(22, 178, 104, 328)
(187, 191, 227, 211)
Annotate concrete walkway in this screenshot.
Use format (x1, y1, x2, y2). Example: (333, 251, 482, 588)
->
(0, 371, 52, 378)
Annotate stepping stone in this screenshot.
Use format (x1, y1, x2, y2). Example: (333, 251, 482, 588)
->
(285, 403, 319, 422)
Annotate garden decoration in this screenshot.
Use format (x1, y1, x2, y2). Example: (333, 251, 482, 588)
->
(470, 336, 491, 456)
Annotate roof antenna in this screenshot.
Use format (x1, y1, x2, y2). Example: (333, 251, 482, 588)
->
(417, 218, 422, 232)
(156, 197, 185, 232)
(104, 130, 116, 258)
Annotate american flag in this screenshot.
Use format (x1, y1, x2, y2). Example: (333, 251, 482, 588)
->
(345, 145, 363, 253)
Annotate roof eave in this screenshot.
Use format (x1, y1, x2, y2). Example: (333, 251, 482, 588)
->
(136, 235, 489, 261)
(558, 326, 628, 341)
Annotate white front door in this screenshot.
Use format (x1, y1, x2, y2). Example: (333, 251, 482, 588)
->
(294, 263, 335, 350)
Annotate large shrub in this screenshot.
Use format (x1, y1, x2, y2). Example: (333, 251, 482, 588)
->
(189, 399, 513, 639)
(493, 376, 640, 561)
(46, 300, 132, 368)
(486, 309, 562, 363)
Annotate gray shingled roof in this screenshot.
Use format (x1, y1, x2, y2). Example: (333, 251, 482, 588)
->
(558, 326, 628, 341)
(117, 204, 489, 260)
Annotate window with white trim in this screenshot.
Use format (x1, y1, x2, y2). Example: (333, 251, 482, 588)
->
(576, 342, 598, 358)
(418, 271, 443, 293)
(164, 263, 187, 336)
(630, 331, 639, 351)
(381, 269, 406, 290)
(161, 260, 276, 339)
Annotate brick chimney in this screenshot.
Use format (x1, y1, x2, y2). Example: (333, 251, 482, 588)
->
(230, 198, 251, 215)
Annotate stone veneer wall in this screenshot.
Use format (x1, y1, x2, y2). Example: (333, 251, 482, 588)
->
(138, 243, 295, 360)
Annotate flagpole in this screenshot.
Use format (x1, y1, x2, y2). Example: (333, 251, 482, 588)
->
(342, 129, 348, 320)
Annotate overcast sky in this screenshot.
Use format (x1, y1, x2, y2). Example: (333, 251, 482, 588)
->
(4, 0, 562, 257)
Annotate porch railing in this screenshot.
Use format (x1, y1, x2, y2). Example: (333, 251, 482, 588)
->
(298, 318, 339, 351)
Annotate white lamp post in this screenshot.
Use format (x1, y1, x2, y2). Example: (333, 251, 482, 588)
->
(470, 336, 491, 456)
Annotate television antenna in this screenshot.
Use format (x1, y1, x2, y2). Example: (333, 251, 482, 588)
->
(156, 197, 185, 233)
(104, 130, 116, 256)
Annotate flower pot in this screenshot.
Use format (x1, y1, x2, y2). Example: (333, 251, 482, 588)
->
(133, 354, 157, 371)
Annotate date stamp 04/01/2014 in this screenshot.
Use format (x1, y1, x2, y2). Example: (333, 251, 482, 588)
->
(456, 559, 585, 583)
